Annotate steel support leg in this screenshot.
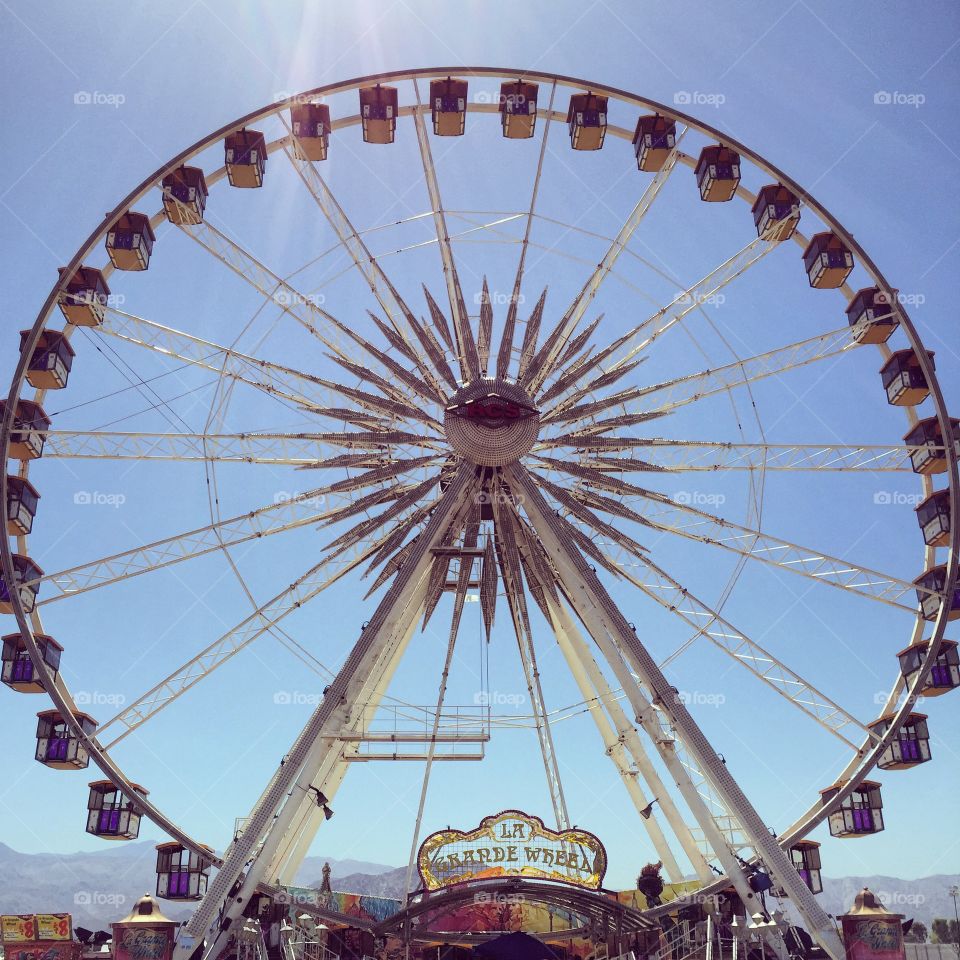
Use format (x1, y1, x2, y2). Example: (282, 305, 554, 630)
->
(508, 464, 843, 960)
(172, 464, 475, 960)
(547, 595, 707, 884)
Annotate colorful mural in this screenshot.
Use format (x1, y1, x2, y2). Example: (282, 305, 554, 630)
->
(280, 871, 669, 958)
(281, 886, 403, 925)
(617, 879, 703, 912)
(1, 943, 81, 960)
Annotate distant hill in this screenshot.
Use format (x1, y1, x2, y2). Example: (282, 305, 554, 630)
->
(296, 854, 395, 882)
(0, 843, 956, 932)
(310, 869, 960, 928)
(307, 866, 408, 900)
(817, 875, 960, 929)
(0, 842, 394, 929)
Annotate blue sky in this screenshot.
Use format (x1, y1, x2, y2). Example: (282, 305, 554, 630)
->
(1, 0, 958, 896)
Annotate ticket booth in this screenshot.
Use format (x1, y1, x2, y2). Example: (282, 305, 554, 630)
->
(112, 894, 178, 960)
(838, 888, 906, 960)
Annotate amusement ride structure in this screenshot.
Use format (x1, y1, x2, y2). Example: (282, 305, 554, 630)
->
(2, 68, 957, 959)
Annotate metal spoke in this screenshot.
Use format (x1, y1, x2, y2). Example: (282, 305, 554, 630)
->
(412, 79, 478, 381)
(172, 464, 475, 960)
(542, 324, 864, 427)
(524, 134, 685, 395)
(270, 623, 412, 883)
(492, 486, 570, 830)
(497, 81, 557, 380)
(512, 464, 766, 907)
(538, 437, 934, 472)
(612, 234, 780, 370)
(546, 595, 708, 883)
(99, 307, 420, 420)
(282, 141, 411, 335)
(538, 234, 781, 418)
(508, 463, 846, 959)
(177, 201, 442, 393)
(574, 534, 874, 748)
(41, 429, 441, 462)
(281, 138, 452, 401)
(636, 490, 932, 609)
(35, 461, 437, 601)
(96, 527, 397, 748)
(531, 461, 935, 608)
(177, 219, 359, 361)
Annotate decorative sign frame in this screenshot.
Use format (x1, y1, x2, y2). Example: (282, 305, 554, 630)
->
(36, 916, 72, 942)
(1, 915, 72, 945)
(1, 917, 36, 944)
(418, 810, 607, 891)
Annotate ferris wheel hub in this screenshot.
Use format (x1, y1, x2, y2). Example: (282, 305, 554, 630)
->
(444, 377, 540, 466)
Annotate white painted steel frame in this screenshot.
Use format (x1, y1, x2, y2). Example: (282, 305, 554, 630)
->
(2, 67, 955, 945)
(509, 464, 843, 960)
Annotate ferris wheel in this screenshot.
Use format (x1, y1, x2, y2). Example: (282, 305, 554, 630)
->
(2, 67, 958, 960)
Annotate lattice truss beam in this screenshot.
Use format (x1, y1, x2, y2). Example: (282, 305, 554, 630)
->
(98, 307, 443, 425)
(529, 464, 936, 609)
(40, 428, 441, 462)
(33, 464, 440, 599)
(536, 439, 929, 472)
(92, 491, 435, 748)
(528, 477, 879, 748)
(539, 324, 863, 429)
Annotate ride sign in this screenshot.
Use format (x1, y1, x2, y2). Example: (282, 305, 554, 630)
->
(2, 915, 72, 943)
(418, 810, 607, 891)
(2, 917, 37, 943)
(36, 916, 72, 942)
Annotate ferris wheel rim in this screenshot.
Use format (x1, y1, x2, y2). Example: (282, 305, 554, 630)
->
(1, 65, 956, 911)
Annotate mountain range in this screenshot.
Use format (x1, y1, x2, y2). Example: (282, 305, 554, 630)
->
(0, 842, 956, 935)
(0, 841, 394, 930)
